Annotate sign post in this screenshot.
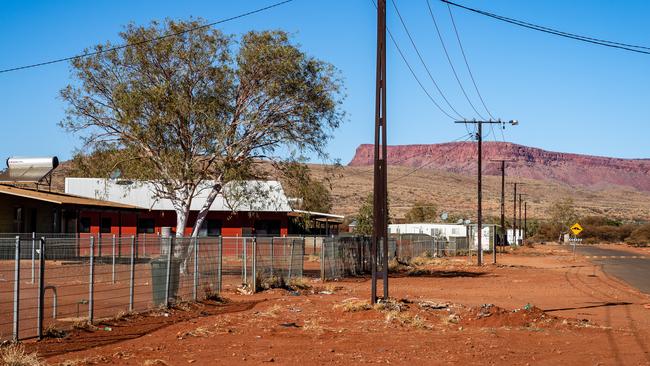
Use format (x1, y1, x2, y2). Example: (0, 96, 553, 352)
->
(570, 223, 583, 258)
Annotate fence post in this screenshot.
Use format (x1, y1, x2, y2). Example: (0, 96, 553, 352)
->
(129, 236, 135, 312)
(13, 236, 21, 342)
(193, 237, 199, 301)
(165, 236, 174, 307)
(37, 237, 45, 340)
(88, 236, 95, 324)
(217, 236, 223, 293)
(31, 232, 35, 284)
(112, 235, 116, 284)
(243, 237, 247, 285)
(252, 237, 257, 293)
(320, 239, 325, 282)
(143, 233, 146, 257)
(270, 237, 274, 276)
(288, 238, 295, 280)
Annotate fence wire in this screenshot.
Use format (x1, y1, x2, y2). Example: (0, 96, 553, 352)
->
(0, 235, 305, 342)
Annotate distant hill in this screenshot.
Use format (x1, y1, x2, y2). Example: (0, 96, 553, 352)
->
(349, 142, 650, 193)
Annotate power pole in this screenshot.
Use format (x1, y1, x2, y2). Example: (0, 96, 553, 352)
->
(490, 159, 515, 262)
(508, 182, 524, 246)
(371, 0, 388, 304)
(518, 193, 523, 246)
(455, 120, 517, 265)
(524, 201, 528, 245)
(513, 183, 517, 245)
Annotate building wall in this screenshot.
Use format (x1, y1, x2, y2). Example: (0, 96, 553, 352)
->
(0, 193, 57, 233)
(76, 209, 289, 237)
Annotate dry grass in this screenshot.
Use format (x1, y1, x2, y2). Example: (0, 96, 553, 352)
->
(288, 277, 312, 291)
(302, 320, 325, 334)
(0, 343, 43, 366)
(384, 311, 430, 329)
(256, 274, 286, 291)
(334, 299, 372, 312)
(56, 356, 108, 366)
(258, 304, 283, 318)
(177, 326, 213, 339)
(43, 324, 66, 338)
(72, 320, 97, 331)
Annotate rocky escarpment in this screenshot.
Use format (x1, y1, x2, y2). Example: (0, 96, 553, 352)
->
(349, 142, 650, 192)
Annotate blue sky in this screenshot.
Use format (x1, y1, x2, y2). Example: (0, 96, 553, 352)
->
(1, 0, 649, 165)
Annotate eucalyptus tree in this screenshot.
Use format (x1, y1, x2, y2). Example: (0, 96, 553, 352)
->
(61, 20, 344, 240)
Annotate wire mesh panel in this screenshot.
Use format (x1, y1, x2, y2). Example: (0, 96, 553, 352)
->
(321, 236, 371, 280)
(0, 237, 19, 342)
(254, 237, 305, 285)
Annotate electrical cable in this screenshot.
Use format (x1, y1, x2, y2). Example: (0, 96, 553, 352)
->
(442, 0, 650, 55)
(424, 0, 485, 120)
(444, 1, 496, 121)
(388, 0, 466, 120)
(0, 0, 295, 74)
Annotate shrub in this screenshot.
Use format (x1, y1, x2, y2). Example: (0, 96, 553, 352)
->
(626, 224, 650, 247)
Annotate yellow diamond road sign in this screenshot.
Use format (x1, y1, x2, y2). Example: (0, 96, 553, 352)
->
(570, 223, 583, 236)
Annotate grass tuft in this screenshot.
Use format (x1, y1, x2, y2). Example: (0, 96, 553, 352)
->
(0, 343, 43, 366)
(334, 299, 372, 312)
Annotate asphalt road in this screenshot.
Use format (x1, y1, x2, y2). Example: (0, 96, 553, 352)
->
(577, 245, 650, 294)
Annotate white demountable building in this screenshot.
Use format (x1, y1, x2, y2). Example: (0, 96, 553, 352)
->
(388, 223, 466, 240)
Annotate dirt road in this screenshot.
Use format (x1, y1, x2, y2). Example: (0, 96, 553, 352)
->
(22, 244, 650, 365)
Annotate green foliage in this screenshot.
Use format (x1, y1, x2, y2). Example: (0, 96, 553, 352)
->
(354, 193, 390, 236)
(404, 202, 437, 223)
(354, 194, 374, 236)
(280, 162, 332, 213)
(60, 19, 344, 235)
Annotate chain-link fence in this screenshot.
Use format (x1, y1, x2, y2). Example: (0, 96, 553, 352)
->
(320, 235, 471, 280)
(0, 235, 305, 342)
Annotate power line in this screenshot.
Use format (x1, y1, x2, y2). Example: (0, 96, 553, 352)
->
(425, 0, 485, 120)
(444, 0, 495, 121)
(442, 0, 650, 55)
(0, 0, 295, 74)
(371, 0, 459, 119)
(389, 0, 466, 120)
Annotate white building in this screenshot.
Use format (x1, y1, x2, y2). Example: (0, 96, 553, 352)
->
(388, 223, 466, 240)
(506, 229, 524, 245)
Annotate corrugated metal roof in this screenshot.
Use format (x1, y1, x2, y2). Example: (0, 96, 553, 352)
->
(0, 184, 138, 209)
(64, 178, 293, 212)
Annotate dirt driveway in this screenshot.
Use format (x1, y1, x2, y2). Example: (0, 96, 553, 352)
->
(22, 244, 650, 365)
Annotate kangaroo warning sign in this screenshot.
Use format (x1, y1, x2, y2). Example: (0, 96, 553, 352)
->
(570, 223, 583, 236)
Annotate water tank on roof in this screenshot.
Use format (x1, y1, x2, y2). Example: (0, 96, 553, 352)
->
(5, 156, 59, 182)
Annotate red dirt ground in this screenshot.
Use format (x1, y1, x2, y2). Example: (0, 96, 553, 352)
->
(12, 244, 650, 365)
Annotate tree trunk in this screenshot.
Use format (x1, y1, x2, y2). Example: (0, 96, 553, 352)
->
(191, 183, 222, 238)
(174, 203, 192, 274)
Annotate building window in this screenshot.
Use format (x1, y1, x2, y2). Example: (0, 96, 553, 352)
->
(254, 220, 281, 236)
(100, 217, 112, 234)
(197, 219, 222, 237)
(137, 218, 155, 234)
(79, 217, 91, 233)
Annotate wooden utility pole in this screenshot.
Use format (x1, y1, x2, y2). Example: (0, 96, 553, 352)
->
(371, 0, 388, 304)
(490, 159, 515, 261)
(455, 120, 516, 265)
